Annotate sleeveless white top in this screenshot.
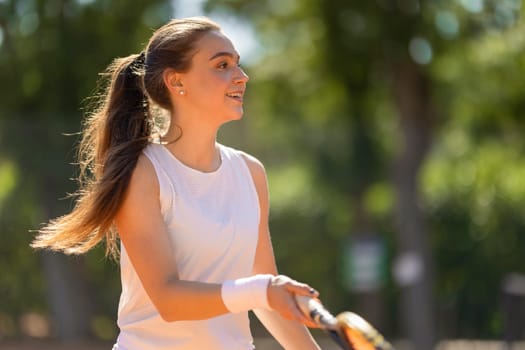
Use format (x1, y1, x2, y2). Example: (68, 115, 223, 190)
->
(113, 143, 261, 350)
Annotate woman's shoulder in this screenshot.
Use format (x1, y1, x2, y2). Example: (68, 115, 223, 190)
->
(219, 144, 265, 172)
(219, 144, 267, 189)
(133, 152, 158, 183)
(125, 145, 163, 196)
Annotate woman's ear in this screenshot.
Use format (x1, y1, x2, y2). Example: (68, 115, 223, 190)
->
(163, 68, 184, 95)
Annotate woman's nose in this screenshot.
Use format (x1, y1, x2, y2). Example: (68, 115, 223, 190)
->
(234, 66, 249, 84)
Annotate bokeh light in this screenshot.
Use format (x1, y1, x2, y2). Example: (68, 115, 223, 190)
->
(409, 36, 433, 64)
(459, 0, 484, 13)
(435, 10, 460, 39)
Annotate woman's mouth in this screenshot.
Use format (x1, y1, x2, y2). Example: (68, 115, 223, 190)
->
(226, 91, 244, 102)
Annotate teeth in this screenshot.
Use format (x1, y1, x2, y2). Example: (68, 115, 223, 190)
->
(226, 92, 242, 98)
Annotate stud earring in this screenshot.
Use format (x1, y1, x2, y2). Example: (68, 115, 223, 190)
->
(179, 90, 185, 95)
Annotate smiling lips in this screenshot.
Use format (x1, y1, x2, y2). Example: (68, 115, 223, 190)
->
(226, 91, 244, 102)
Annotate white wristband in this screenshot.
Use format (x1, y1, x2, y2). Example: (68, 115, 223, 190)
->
(221, 274, 273, 313)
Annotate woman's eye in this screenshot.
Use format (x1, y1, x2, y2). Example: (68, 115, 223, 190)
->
(218, 62, 228, 69)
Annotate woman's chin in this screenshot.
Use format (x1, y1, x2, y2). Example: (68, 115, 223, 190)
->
(223, 111, 244, 123)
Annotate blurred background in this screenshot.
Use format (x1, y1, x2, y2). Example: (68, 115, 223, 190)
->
(1, 0, 525, 349)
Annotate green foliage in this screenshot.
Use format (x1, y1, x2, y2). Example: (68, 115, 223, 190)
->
(0, 160, 17, 207)
(0, 0, 523, 341)
(212, 0, 524, 339)
(423, 18, 525, 337)
(0, 0, 172, 338)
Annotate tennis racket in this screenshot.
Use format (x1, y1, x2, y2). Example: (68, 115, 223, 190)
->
(295, 295, 395, 350)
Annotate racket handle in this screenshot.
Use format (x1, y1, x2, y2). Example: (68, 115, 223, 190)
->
(295, 295, 338, 328)
(296, 296, 353, 350)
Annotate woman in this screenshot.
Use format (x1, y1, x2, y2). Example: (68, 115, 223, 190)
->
(32, 17, 321, 349)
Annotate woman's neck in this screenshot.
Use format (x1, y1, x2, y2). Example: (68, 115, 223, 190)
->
(163, 121, 221, 173)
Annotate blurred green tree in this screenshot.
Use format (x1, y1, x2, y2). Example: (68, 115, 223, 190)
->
(207, 0, 524, 346)
(0, 0, 172, 340)
(424, 13, 525, 337)
(0, 0, 523, 345)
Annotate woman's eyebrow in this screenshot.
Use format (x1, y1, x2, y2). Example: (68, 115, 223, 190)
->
(209, 51, 240, 61)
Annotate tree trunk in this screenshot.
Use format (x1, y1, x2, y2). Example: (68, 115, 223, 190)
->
(38, 130, 94, 341)
(40, 252, 93, 341)
(391, 61, 436, 350)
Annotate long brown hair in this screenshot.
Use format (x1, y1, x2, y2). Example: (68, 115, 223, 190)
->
(31, 17, 221, 257)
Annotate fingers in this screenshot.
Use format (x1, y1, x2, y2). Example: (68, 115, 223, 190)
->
(270, 275, 319, 297)
(286, 280, 319, 298)
(267, 275, 321, 328)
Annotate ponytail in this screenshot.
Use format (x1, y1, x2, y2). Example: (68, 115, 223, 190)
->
(31, 52, 150, 258)
(31, 17, 222, 258)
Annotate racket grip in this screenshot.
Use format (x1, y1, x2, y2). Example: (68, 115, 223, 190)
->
(295, 295, 338, 328)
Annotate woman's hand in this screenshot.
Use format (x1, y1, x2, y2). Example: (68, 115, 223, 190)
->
(267, 275, 320, 328)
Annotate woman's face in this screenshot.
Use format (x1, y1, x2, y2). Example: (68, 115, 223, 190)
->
(174, 30, 249, 125)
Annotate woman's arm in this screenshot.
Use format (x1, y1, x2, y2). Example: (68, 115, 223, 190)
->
(114, 154, 229, 322)
(115, 152, 317, 326)
(242, 153, 321, 350)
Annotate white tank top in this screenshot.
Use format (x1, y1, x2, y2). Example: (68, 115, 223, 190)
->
(113, 143, 261, 350)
